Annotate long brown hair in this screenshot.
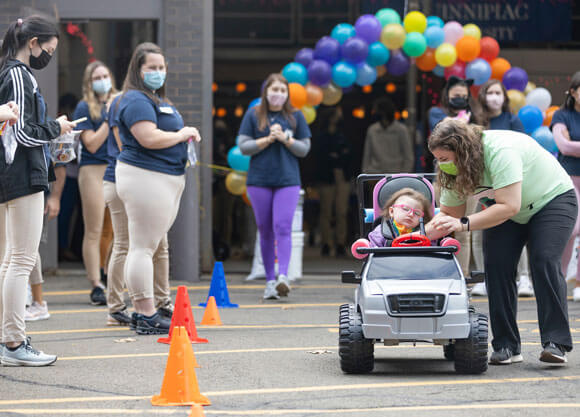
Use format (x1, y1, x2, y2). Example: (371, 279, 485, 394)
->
(563, 71, 580, 111)
(122, 42, 168, 105)
(477, 79, 510, 127)
(81, 61, 117, 121)
(428, 119, 485, 199)
(255, 73, 295, 131)
(381, 188, 433, 224)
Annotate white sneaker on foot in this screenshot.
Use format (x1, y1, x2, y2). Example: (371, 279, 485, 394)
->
(263, 280, 280, 300)
(471, 282, 487, 296)
(25, 301, 50, 321)
(0, 340, 57, 367)
(517, 275, 534, 297)
(573, 287, 580, 302)
(275, 274, 290, 297)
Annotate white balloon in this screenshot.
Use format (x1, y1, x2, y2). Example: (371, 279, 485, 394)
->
(525, 87, 552, 112)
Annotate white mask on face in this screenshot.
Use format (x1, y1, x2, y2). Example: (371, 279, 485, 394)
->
(266, 92, 287, 107)
(486, 94, 504, 111)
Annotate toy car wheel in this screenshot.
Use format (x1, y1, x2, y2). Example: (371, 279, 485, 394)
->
(454, 312, 489, 374)
(443, 344, 455, 361)
(338, 304, 374, 374)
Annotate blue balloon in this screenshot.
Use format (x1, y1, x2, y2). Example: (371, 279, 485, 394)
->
(249, 97, 261, 108)
(424, 26, 445, 49)
(314, 36, 341, 65)
(355, 63, 377, 86)
(227, 146, 250, 172)
(386, 51, 410, 77)
(366, 42, 390, 66)
(465, 58, 491, 86)
(294, 48, 314, 68)
(281, 62, 308, 85)
(532, 126, 558, 153)
(341, 36, 369, 64)
(307, 59, 332, 86)
(433, 65, 445, 77)
(518, 105, 544, 134)
(332, 61, 357, 88)
(427, 16, 444, 28)
(331, 23, 356, 44)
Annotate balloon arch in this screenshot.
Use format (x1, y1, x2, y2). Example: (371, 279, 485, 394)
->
(224, 8, 558, 196)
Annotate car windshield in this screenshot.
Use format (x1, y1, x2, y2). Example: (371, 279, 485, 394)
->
(367, 253, 461, 280)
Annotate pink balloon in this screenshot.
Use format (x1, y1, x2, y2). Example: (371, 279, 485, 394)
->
(444, 60, 466, 80)
(351, 238, 370, 259)
(443, 21, 464, 45)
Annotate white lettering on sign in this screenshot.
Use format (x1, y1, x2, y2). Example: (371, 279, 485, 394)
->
(437, 3, 529, 22)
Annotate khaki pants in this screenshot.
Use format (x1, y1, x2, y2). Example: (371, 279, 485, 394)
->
(318, 170, 351, 247)
(116, 162, 184, 301)
(78, 164, 107, 286)
(0, 192, 44, 343)
(103, 180, 171, 313)
(454, 197, 478, 276)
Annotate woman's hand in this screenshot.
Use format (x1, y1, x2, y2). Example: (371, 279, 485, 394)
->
(179, 126, 201, 142)
(270, 124, 286, 142)
(430, 214, 463, 234)
(0, 101, 19, 125)
(57, 115, 76, 135)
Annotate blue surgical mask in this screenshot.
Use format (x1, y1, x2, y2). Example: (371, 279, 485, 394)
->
(92, 78, 112, 95)
(143, 71, 166, 91)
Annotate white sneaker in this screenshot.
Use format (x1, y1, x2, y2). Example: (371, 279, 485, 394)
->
(26, 285, 32, 307)
(517, 275, 534, 297)
(0, 340, 57, 367)
(573, 287, 580, 302)
(471, 282, 487, 296)
(25, 301, 50, 321)
(275, 274, 290, 297)
(263, 280, 280, 300)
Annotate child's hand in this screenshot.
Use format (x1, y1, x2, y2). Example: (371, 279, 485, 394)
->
(454, 110, 470, 123)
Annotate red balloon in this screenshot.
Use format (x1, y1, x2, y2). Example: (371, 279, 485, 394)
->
(479, 37, 500, 61)
(444, 60, 466, 80)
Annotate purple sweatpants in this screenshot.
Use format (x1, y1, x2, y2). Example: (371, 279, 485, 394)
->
(247, 185, 300, 281)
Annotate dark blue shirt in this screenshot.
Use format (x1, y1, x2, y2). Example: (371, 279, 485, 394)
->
(428, 107, 448, 132)
(238, 108, 311, 187)
(552, 108, 580, 176)
(72, 100, 109, 166)
(104, 96, 121, 183)
(116, 90, 186, 176)
(489, 111, 525, 132)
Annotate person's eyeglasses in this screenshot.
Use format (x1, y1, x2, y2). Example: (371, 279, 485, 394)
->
(392, 204, 424, 218)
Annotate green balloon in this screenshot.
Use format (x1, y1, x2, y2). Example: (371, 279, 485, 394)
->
(376, 8, 401, 27)
(402, 32, 427, 57)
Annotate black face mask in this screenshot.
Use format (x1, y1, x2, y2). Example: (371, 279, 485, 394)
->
(29, 48, 52, 70)
(449, 96, 469, 110)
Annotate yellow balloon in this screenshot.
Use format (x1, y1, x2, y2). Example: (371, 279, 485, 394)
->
(403, 11, 427, 33)
(507, 89, 526, 114)
(524, 81, 537, 96)
(225, 172, 247, 196)
(463, 23, 481, 40)
(321, 83, 343, 106)
(301, 105, 316, 124)
(380, 23, 406, 50)
(435, 43, 457, 67)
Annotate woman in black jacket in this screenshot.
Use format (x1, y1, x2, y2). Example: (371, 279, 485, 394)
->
(0, 15, 75, 367)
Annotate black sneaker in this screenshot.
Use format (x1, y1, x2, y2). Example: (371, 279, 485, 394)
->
(107, 308, 132, 326)
(489, 347, 523, 365)
(90, 287, 107, 306)
(157, 305, 174, 320)
(130, 312, 138, 331)
(540, 342, 567, 364)
(134, 312, 171, 335)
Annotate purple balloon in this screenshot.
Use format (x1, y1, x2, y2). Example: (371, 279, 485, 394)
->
(502, 67, 528, 92)
(386, 51, 410, 76)
(354, 14, 382, 44)
(307, 59, 332, 86)
(314, 36, 341, 65)
(295, 48, 314, 68)
(341, 36, 369, 64)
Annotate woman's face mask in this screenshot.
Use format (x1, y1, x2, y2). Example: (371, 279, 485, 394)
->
(92, 77, 112, 95)
(143, 71, 166, 91)
(486, 94, 504, 111)
(438, 160, 458, 176)
(449, 96, 469, 110)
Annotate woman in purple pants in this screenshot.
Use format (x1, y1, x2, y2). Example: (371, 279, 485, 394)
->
(238, 73, 311, 299)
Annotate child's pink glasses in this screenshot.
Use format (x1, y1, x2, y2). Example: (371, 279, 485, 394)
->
(392, 204, 424, 218)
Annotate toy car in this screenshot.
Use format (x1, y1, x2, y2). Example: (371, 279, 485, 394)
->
(339, 174, 488, 375)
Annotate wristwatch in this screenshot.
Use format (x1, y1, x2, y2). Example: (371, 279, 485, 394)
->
(460, 216, 470, 231)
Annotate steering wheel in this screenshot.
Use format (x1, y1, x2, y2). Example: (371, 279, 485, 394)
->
(392, 233, 431, 247)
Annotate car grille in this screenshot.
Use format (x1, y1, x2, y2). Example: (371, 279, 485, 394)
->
(387, 294, 445, 316)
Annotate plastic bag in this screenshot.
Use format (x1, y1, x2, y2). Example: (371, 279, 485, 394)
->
(49, 130, 81, 163)
(187, 139, 197, 167)
(1, 122, 17, 164)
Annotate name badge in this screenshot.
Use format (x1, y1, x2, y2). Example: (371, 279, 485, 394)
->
(159, 106, 174, 114)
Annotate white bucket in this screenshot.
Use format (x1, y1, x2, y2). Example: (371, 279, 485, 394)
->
(246, 231, 304, 282)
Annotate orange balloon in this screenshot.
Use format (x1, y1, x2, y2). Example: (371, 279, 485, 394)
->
(242, 191, 252, 206)
(305, 84, 323, 106)
(288, 83, 307, 109)
(455, 36, 481, 62)
(415, 49, 437, 72)
(543, 105, 560, 126)
(490, 57, 511, 81)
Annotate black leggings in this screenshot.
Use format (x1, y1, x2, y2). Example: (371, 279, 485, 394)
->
(483, 190, 577, 353)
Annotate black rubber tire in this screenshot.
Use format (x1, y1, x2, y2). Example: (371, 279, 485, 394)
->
(443, 343, 455, 361)
(338, 304, 374, 374)
(454, 312, 489, 374)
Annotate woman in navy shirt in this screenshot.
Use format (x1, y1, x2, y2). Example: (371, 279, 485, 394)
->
(552, 71, 580, 303)
(238, 73, 311, 300)
(115, 42, 200, 334)
(72, 61, 117, 306)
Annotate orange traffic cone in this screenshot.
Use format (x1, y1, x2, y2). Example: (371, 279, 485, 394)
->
(200, 296, 222, 326)
(189, 403, 206, 417)
(151, 326, 211, 407)
(158, 286, 208, 344)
